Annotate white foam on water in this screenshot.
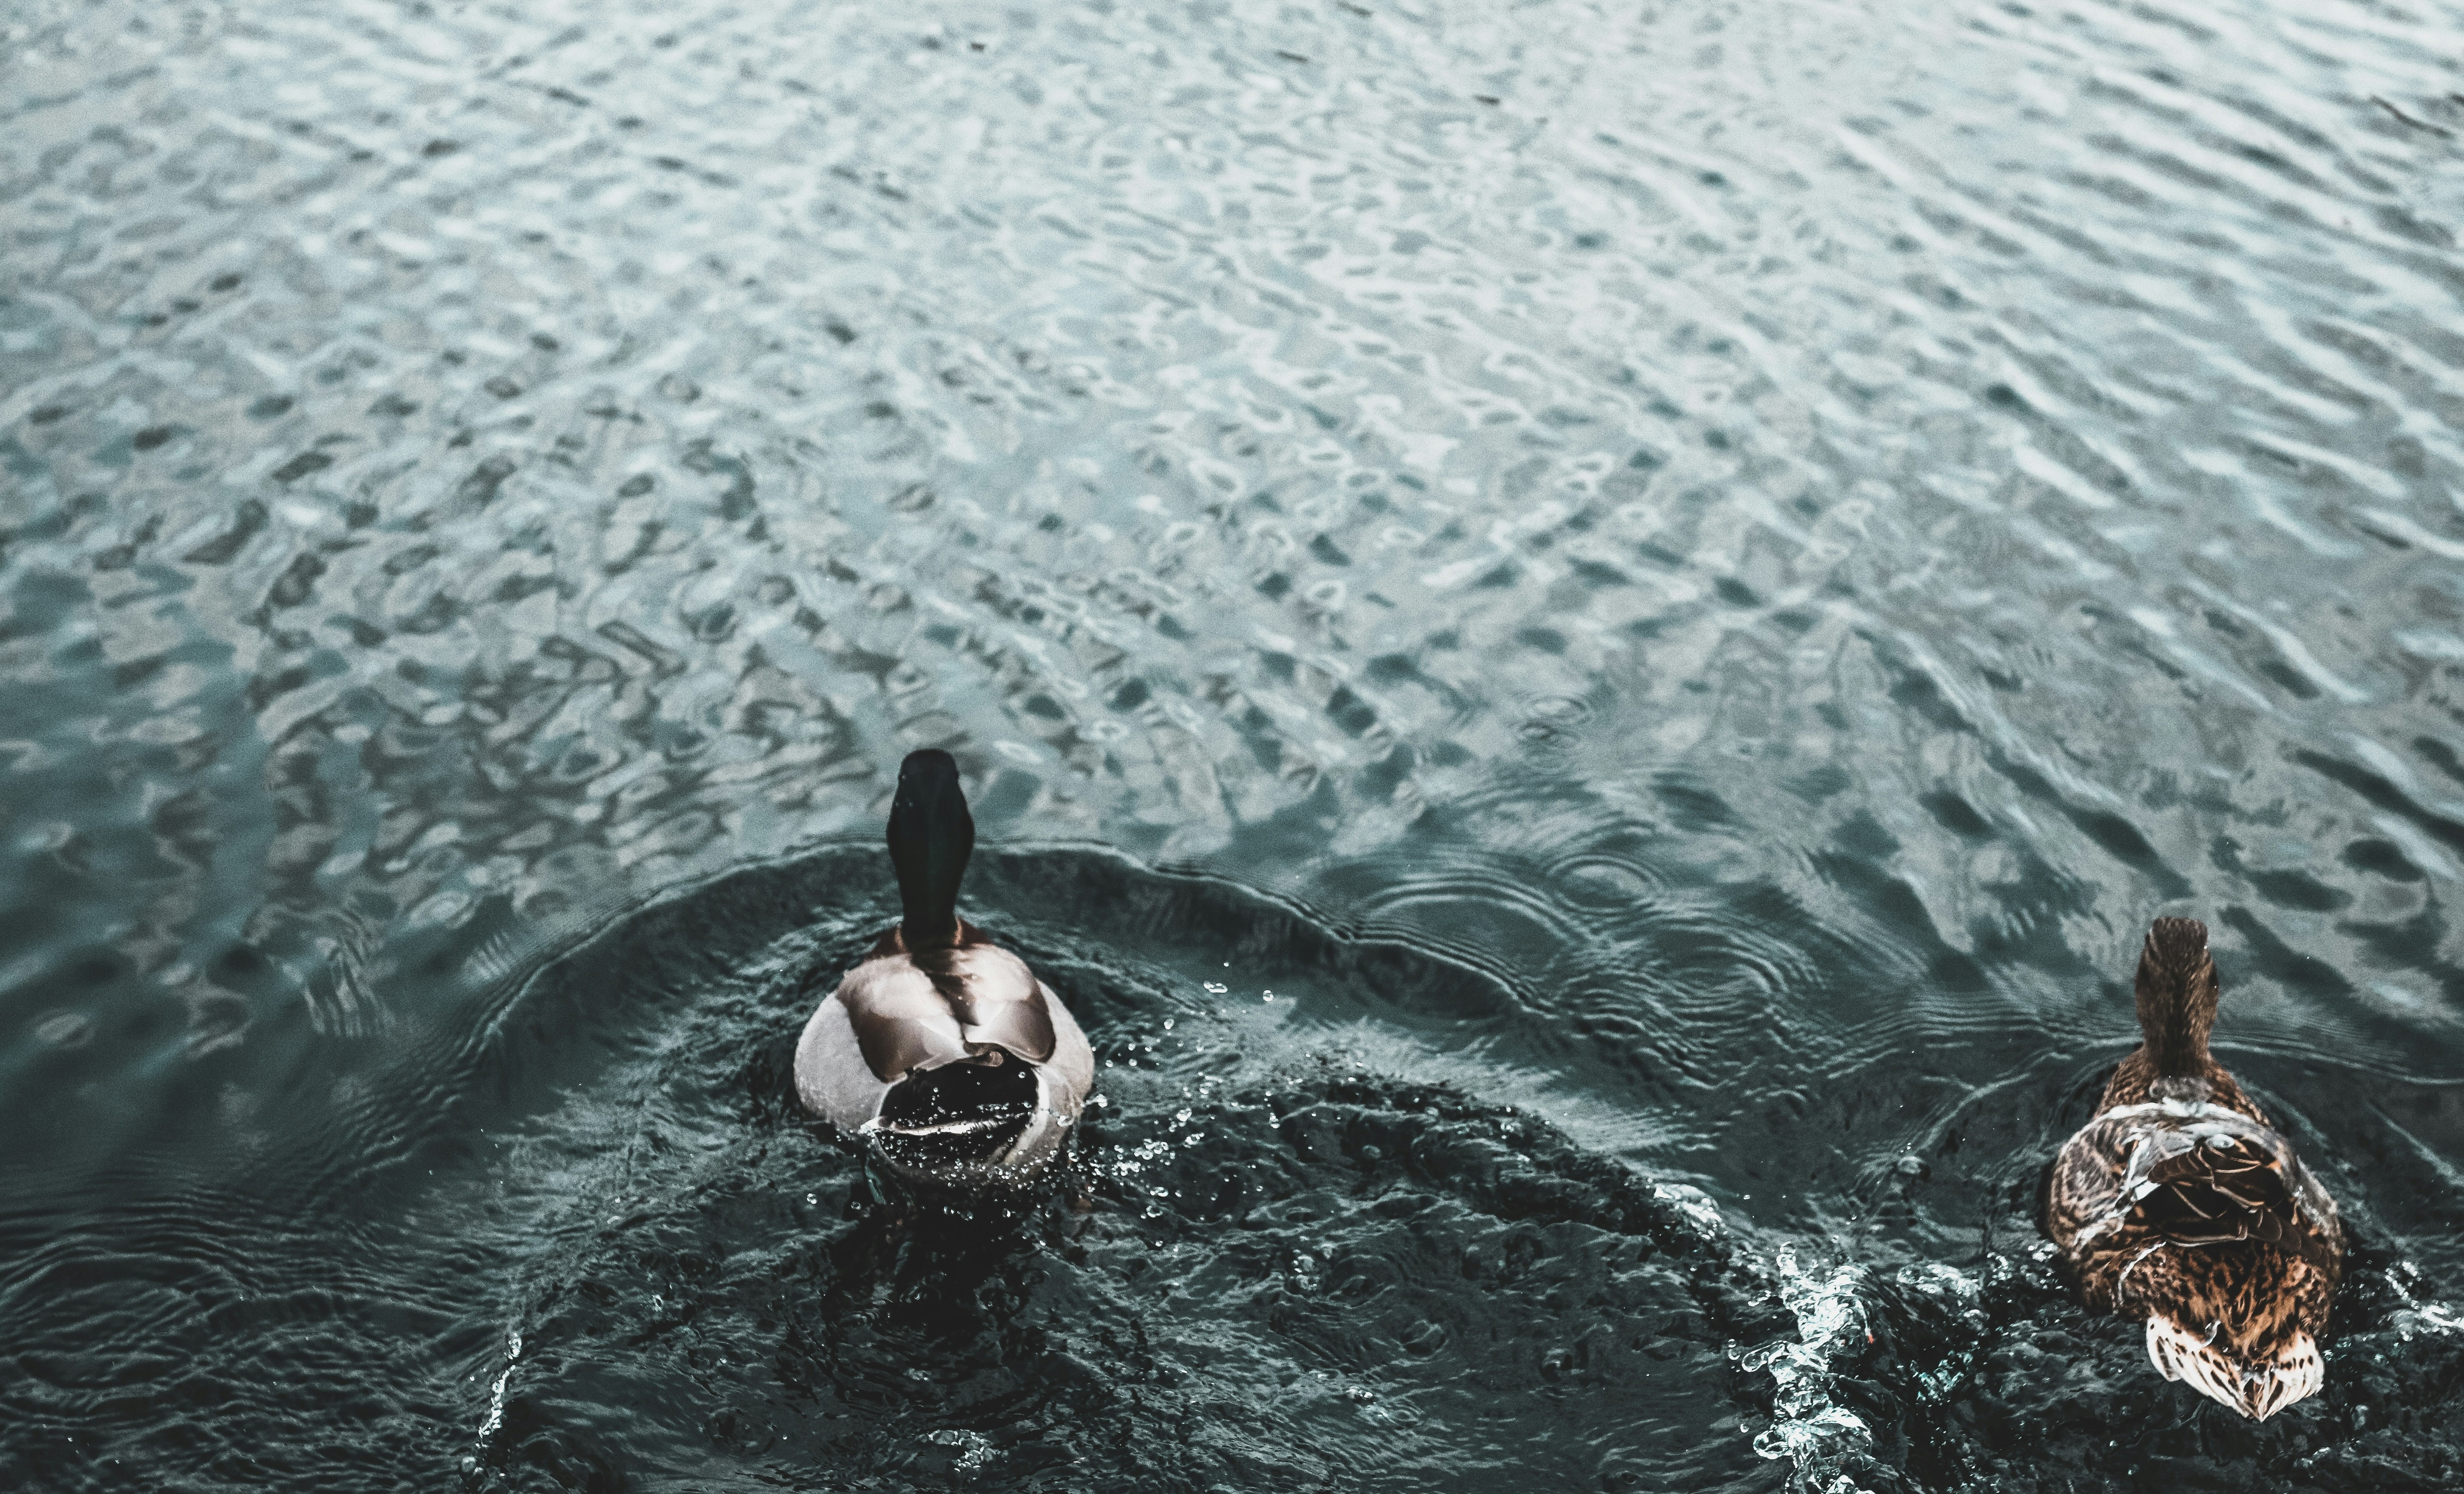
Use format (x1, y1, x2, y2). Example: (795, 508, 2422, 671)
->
(1735, 1242, 1876, 1494)
(926, 1427, 996, 1472)
(2387, 1260, 2464, 1341)
(1735, 1250, 1994, 1487)
(1650, 1181, 1726, 1241)
(476, 1328, 523, 1444)
(1896, 1260, 1985, 1403)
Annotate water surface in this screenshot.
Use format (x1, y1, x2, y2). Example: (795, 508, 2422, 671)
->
(5, 0, 2464, 1489)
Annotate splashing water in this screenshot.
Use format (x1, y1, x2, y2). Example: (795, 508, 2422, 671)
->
(1739, 1244, 1874, 1493)
(475, 1329, 522, 1445)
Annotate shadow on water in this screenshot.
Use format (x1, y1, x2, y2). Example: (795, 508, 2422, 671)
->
(0, 844, 1766, 1492)
(449, 845, 1783, 1493)
(4, 840, 2462, 1492)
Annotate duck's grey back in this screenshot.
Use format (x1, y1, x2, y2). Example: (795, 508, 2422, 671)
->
(793, 939, 1092, 1137)
(842, 943, 1057, 1080)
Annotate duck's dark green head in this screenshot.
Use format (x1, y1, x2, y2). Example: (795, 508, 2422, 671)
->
(887, 749, 973, 948)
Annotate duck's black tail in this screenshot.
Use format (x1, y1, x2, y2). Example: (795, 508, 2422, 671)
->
(2134, 916, 2219, 1076)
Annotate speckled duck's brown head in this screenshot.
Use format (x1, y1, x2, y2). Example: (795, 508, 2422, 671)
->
(2135, 916, 2220, 1077)
(2101, 915, 2253, 1114)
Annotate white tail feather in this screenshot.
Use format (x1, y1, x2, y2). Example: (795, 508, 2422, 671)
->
(2145, 1315, 2323, 1420)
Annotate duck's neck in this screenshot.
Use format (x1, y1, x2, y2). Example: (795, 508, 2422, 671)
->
(2134, 918, 2219, 1077)
(892, 918, 968, 956)
(887, 767, 974, 948)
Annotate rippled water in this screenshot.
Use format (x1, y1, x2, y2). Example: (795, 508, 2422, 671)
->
(6, 0, 2464, 1488)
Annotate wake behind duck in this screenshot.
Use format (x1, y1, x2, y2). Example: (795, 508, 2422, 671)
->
(2044, 917, 2344, 1419)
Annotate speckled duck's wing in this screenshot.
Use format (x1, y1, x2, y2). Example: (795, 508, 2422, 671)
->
(2052, 1101, 2342, 1290)
(838, 941, 1058, 1082)
(2115, 1103, 2341, 1273)
(2046, 1113, 2132, 1276)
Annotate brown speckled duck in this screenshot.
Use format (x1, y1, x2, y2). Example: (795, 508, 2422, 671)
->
(2044, 917, 2344, 1419)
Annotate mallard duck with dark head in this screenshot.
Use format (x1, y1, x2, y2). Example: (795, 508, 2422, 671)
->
(2044, 916, 2344, 1419)
(795, 750, 1095, 1191)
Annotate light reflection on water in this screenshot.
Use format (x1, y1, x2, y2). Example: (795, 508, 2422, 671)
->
(4, 0, 2464, 1488)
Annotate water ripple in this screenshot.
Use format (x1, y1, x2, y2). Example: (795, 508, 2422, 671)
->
(7, 0, 2464, 1487)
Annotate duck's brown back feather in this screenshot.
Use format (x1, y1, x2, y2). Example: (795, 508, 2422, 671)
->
(2047, 1082, 2343, 1366)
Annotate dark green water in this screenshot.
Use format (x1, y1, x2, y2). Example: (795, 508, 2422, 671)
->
(5, 0, 2463, 1489)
